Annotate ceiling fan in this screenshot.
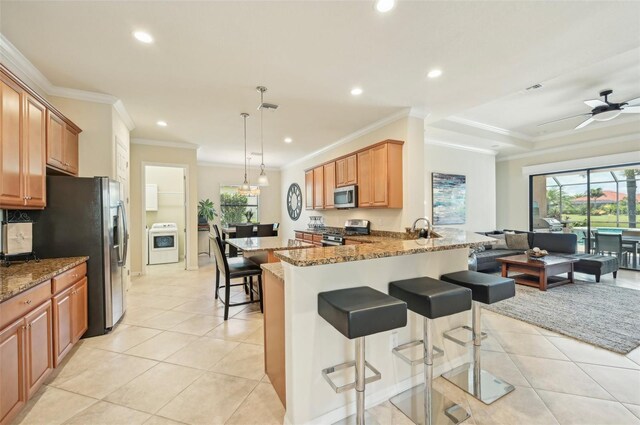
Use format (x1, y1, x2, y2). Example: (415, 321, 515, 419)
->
(539, 89, 640, 130)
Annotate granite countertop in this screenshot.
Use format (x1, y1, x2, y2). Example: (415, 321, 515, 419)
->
(225, 237, 314, 252)
(261, 262, 284, 280)
(0, 256, 89, 302)
(275, 228, 496, 267)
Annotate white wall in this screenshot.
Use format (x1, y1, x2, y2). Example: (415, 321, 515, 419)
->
(145, 166, 186, 260)
(424, 144, 497, 232)
(496, 137, 640, 230)
(279, 114, 425, 239)
(197, 164, 281, 227)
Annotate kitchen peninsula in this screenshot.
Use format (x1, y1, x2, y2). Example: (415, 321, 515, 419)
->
(269, 228, 495, 424)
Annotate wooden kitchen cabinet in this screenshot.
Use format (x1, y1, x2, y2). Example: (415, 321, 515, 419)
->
(336, 154, 357, 187)
(52, 286, 73, 366)
(71, 278, 88, 343)
(47, 111, 80, 176)
(305, 170, 314, 210)
(52, 265, 88, 366)
(357, 141, 403, 208)
(24, 300, 53, 398)
(22, 93, 47, 208)
(313, 166, 324, 209)
(323, 162, 336, 209)
(0, 76, 24, 208)
(0, 319, 26, 425)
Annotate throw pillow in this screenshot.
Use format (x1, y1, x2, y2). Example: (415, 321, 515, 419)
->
(491, 233, 509, 250)
(506, 233, 530, 250)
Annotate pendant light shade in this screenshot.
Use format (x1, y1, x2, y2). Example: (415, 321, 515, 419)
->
(257, 86, 271, 187)
(238, 113, 252, 195)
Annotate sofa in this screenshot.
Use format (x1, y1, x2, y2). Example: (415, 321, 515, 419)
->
(475, 230, 619, 282)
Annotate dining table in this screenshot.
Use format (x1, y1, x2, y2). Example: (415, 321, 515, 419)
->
(221, 226, 279, 256)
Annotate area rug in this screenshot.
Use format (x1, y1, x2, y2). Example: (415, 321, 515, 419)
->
(483, 280, 640, 354)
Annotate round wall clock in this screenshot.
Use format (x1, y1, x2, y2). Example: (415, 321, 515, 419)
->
(287, 183, 303, 221)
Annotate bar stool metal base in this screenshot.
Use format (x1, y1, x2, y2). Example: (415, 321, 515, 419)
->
(390, 384, 470, 425)
(393, 340, 443, 366)
(333, 411, 381, 425)
(442, 363, 515, 405)
(443, 326, 487, 347)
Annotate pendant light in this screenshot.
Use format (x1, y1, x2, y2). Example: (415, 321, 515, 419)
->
(238, 113, 251, 195)
(256, 86, 273, 187)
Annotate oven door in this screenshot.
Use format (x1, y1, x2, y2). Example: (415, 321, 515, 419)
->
(321, 240, 344, 246)
(334, 185, 357, 209)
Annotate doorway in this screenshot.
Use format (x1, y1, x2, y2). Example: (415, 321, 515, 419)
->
(143, 164, 188, 273)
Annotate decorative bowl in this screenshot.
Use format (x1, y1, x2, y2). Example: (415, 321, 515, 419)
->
(527, 248, 548, 259)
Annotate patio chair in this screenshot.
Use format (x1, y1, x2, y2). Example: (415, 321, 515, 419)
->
(594, 233, 626, 266)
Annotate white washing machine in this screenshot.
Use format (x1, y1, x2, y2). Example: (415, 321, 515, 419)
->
(148, 223, 179, 265)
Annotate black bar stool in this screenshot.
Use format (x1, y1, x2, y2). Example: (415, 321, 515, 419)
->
(440, 271, 515, 404)
(318, 286, 407, 425)
(212, 236, 262, 320)
(389, 277, 472, 425)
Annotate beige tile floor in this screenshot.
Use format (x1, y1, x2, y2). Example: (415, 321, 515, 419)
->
(11, 260, 640, 425)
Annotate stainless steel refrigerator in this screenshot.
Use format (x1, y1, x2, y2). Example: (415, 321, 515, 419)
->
(32, 176, 128, 337)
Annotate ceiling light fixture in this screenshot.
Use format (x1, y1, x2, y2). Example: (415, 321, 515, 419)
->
(375, 0, 395, 13)
(156, 120, 167, 127)
(284, 137, 293, 144)
(133, 31, 154, 44)
(256, 86, 273, 187)
(238, 113, 252, 195)
(427, 69, 442, 79)
(351, 87, 363, 96)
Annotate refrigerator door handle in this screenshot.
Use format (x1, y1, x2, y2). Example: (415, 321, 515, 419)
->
(117, 201, 129, 267)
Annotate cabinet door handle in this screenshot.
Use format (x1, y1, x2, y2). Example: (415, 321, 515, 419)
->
(24, 299, 32, 305)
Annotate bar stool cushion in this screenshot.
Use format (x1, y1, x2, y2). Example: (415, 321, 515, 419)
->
(440, 271, 515, 305)
(227, 257, 262, 277)
(389, 277, 471, 319)
(318, 286, 407, 339)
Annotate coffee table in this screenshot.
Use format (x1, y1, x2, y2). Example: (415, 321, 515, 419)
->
(496, 254, 578, 291)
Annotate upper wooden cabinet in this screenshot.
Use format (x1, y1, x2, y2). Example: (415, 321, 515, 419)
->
(313, 166, 324, 209)
(358, 141, 403, 208)
(0, 65, 81, 209)
(47, 111, 80, 176)
(323, 162, 336, 209)
(305, 170, 314, 210)
(336, 154, 357, 187)
(304, 140, 403, 210)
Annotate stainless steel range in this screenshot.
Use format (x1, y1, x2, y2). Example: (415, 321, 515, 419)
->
(321, 219, 370, 246)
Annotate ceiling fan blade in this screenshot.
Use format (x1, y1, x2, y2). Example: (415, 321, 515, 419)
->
(622, 96, 640, 106)
(575, 117, 595, 130)
(584, 99, 607, 108)
(621, 105, 640, 113)
(537, 113, 592, 127)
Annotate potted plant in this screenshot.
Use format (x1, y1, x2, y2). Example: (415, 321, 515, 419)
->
(244, 209, 255, 223)
(198, 198, 218, 225)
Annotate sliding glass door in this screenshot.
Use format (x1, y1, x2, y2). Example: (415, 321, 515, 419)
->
(530, 163, 639, 270)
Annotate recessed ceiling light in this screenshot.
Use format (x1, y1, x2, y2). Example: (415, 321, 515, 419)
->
(375, 0, 395, 13)
(284, 137, 293, 143)
(156, 120, 167, 127)
(133, 31, 154, 44)
(350, 87, 363, 96)
(427, 69, 443, 79)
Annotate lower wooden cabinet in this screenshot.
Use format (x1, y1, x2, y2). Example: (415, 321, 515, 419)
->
(0, 319, 26, 425)
(24, 301, 53, 398)
(0, 261, 87, 425)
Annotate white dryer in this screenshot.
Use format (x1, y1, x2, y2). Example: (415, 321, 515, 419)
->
(148, 223, 179, 264)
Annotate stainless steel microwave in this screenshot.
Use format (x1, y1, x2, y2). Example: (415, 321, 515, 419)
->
(334, 185, 358, 209)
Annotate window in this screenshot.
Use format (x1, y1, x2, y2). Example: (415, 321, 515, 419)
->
(219, 185, 260, 225)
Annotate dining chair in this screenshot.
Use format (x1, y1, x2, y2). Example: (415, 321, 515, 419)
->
(235, 224, 254, 238)
(594, 233, 625, 265)
(257, 223, 276, 237)
(212, 236, 263, 320)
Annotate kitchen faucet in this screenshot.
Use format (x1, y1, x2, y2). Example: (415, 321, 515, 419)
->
(412, 217, 432, 239)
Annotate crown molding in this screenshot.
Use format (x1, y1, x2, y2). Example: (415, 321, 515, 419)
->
(425, 138, 497, 156)
(446, 116, 534, 142)
(0, 33, 135, 131)
(197, 161, 280, 171)
(131, 138, 199, 150)
(496, 132, 640, 162)
(282, 108, 412, 170)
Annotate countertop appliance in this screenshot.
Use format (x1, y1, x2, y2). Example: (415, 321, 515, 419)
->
(334, 185, 358, 209)
(344, 219, 370, 236)
(32, 176, 128, 337)
(148, 223, 179, 265)
(1, 222, 33, 256)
